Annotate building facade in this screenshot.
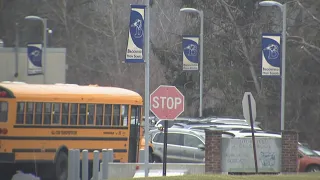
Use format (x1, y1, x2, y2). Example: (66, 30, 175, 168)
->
(0, 47, 66, 84)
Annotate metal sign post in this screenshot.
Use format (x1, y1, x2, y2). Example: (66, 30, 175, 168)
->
(162, 120, 168, 176)
(144, 0, 150, 177)
(242, 92, 258, 174)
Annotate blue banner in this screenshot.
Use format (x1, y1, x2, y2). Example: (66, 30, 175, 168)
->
(182, 35, 199, 71)
(125, 5, 146, 63)
(27, 43, 43, 75)
(261, 33, 281, 77)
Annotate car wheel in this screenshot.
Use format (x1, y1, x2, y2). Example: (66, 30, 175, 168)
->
(306, 165, 320, 172)
(152, 155, 162, 163)
(149, 153, 153, 163)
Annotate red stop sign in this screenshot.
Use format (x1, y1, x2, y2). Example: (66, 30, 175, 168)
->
(150, 85, 185, 120)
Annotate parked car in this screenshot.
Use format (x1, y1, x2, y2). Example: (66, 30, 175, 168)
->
(149, 128, 206, 163)
(200, 117, 262, 127)
(148, 128, 234, 163)
(171, 123, 262, 131)
(298, 145, 320, 172)
(314, 150, 320, 156)
(153, 117, 201, 129)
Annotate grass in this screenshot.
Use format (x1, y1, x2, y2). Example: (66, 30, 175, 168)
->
(112, 173, 320, 180)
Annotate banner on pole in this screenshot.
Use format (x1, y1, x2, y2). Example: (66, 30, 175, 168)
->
(261, 33, 281, 77)
(125, 5, 146, 63)
(27, 43, 43, 76)
(182, 35, 199, 71)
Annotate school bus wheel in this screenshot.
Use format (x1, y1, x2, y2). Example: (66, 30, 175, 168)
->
(55, 151, 68, 180)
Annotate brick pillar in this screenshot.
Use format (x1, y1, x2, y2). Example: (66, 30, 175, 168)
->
(205, 129, 222, 174)
(281, 130, 299, 173)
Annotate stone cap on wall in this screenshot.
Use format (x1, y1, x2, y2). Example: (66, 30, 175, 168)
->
(281, 130, 299, 135)
(204, 129, 224, 135)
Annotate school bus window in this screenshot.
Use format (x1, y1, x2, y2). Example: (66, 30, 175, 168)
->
(121, 105, 129, 126)
(35, 102, 43, 125)
(16, 102, 25, 124)
(96, 104, 103, 125)
(79, 104, 87, 125)
(87, 104, 95, 125)
(44, 103, 52, 125)
(62, 103, 69, 125)
(52, 103, 61, 124)
(113, 105, 120, 126)
(26, 102, 34, 124)
(104, 104, 112, 126)
(131, 106, 138, 125)
(70, 104, 78, 125)
(0, 101, 8, 122)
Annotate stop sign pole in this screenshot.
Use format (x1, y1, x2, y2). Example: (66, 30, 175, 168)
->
(150, 85, 184, 176)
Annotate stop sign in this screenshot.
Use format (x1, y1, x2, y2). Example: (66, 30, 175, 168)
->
(150, 85, 185, 120)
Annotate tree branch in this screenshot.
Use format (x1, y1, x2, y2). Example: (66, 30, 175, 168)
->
(219, 0, 261, 94)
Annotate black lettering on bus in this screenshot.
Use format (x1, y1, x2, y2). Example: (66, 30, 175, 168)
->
(103, 132, 114, 135)
(60, 130, 77, 135)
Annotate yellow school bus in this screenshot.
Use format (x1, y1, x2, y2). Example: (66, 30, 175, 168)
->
(0, 81, 142, 179)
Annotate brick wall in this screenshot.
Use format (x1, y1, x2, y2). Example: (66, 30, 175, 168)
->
(281, 130, 299, 173)
(205, 129, 223, 173)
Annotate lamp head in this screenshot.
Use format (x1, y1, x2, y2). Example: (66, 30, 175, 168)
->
(180, 8, 200, 14)
(259, 1, 283, 8)
(25, 15, 43, 21)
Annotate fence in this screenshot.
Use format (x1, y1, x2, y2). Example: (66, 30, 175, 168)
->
(67, 149, 114, 180)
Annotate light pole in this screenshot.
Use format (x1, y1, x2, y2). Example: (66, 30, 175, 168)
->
(259, 1, 286, 131)
(144, 0, 150, 177)
(180, 8, 204, 118)
(25, 15, 48, 84)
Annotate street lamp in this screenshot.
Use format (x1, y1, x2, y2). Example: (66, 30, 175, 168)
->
(259, 1, 286, 131)
(180, 8, 204, 118)
(25, 15, 48, 84)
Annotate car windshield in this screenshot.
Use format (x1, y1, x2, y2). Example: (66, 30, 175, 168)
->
(195, 132, 234, 140)
(299, 145, 320, 157)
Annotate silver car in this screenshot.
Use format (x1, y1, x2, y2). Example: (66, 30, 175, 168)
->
(150, 128, 206, 163)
